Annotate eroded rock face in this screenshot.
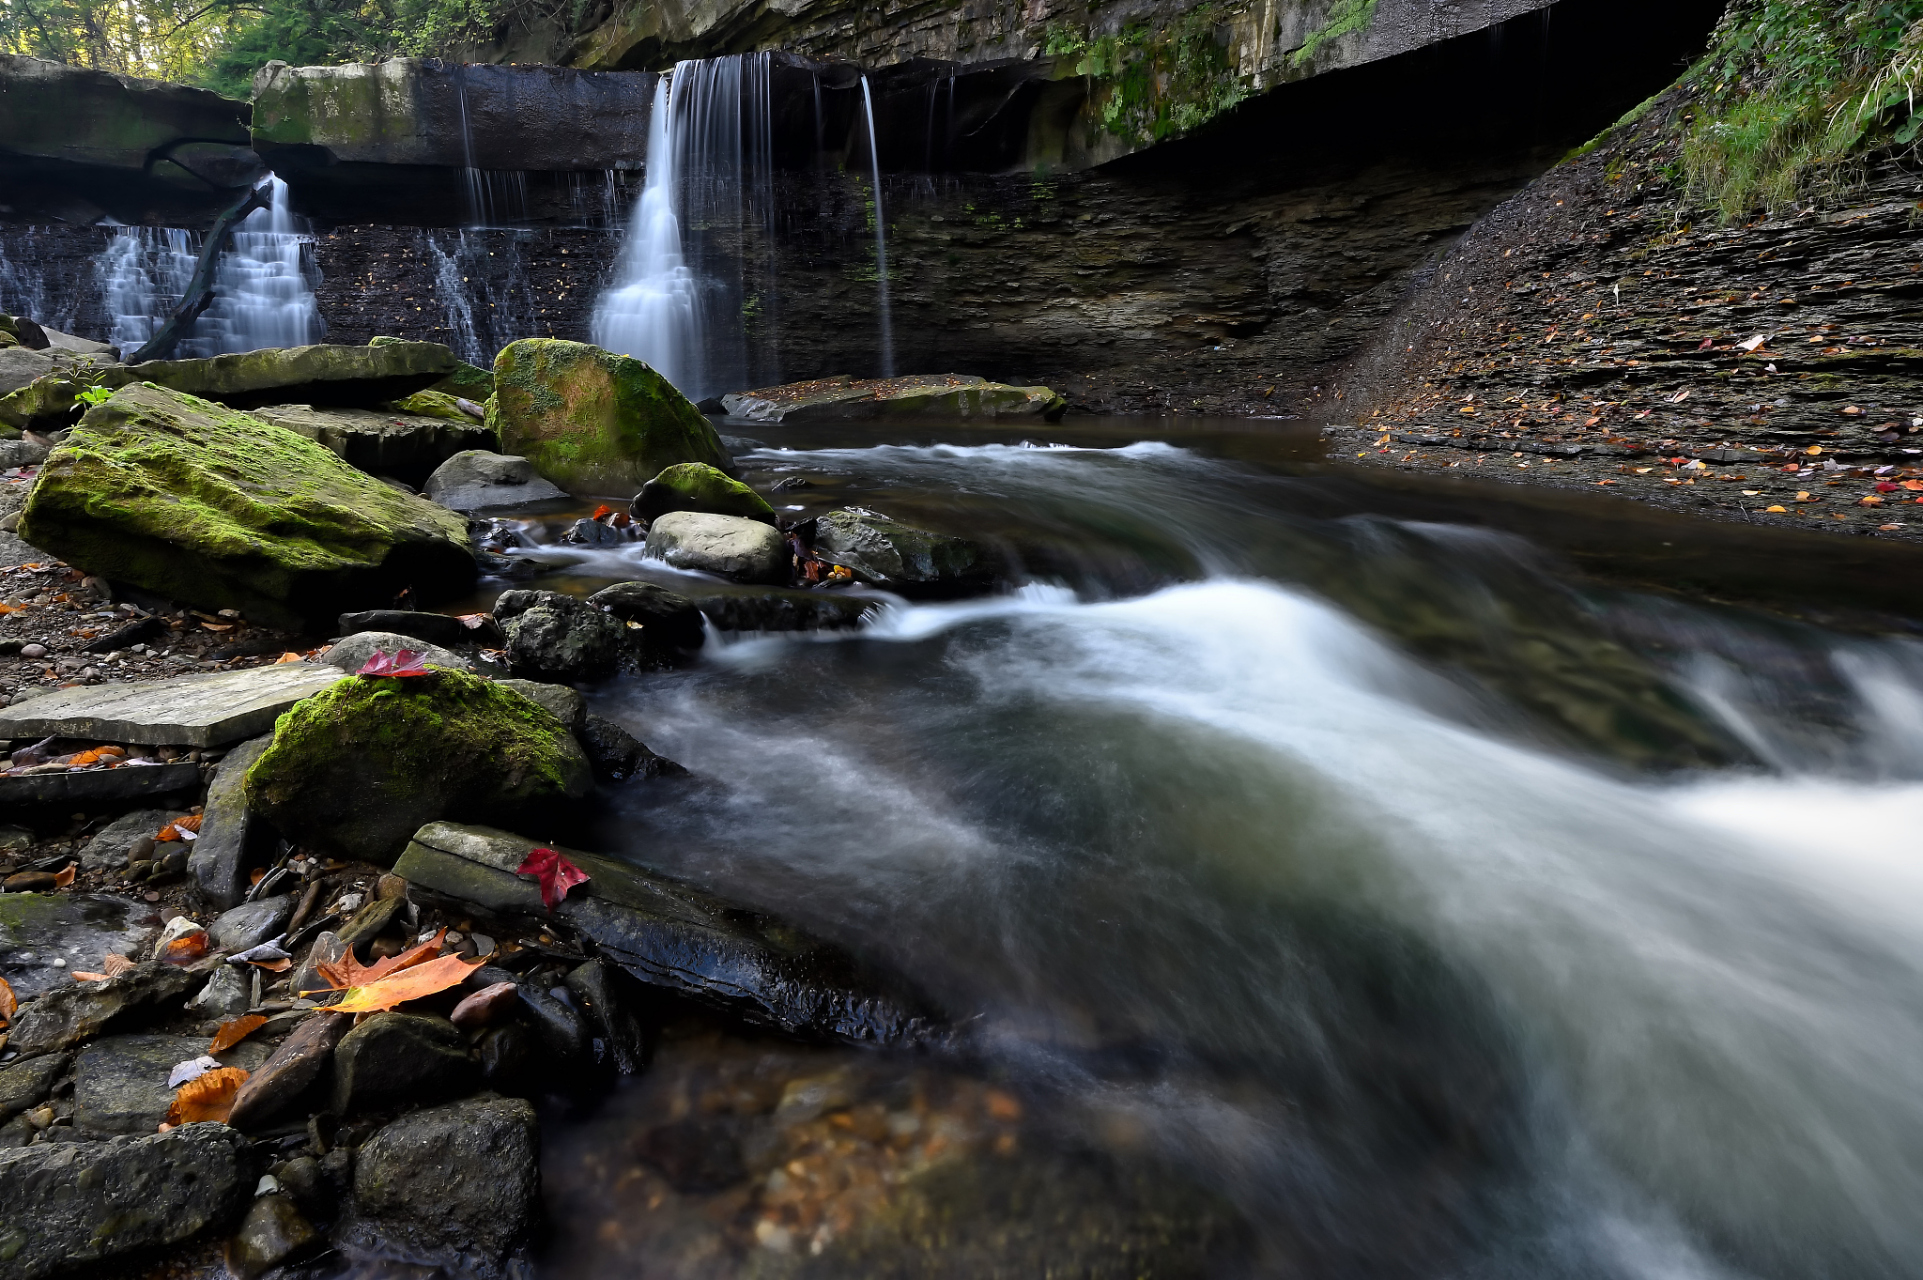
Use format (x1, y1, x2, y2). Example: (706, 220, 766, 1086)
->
(17, 384, 476, 630)
(244, 667, 592, 863)
(0, 1122, 253, 1280)
(644, 511, 788, 584)
(488, 339, 730, 495)
(495, 588, 626, 682)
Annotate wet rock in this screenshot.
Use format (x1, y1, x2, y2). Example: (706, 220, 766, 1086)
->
(474, 1021, 540, 1096)
(587, 580, 706, 655)
(333, 894, 402, 955)
(812, 508, 999, 597)
(558, 515, 628, 546)
(5, 958, 193, 1054)
(579, 713, 681, 782)
(0, 1121, 253, 1280)
(209, 895, 296, 953)
(494, 588, 625, 682)
(244, 667, 592, 863)
(0, 1052, 68, 1122)
(690, 588, 875, 633)
(4, 871, 59, 893)
(322, 629, 472, 673)
(189, 964, 253, 1019)
(287, 931, 344, 1000)
(644, 511, 787, 584)
(633, 461, 776, 524)
(565, 959, 653, 1075)
(635, 1118, 745, 1192)
(338, 608, 496, 649)
(274, 1154, 334, 1218)
(722, 374, 1065, 423)
(341, 1095, 539, 1278)
(225, 1192, 318, 1280)
(249, 403, 493, 485)
(74, 1032, 268, 1135)
(17, 383, 476, 630)
(81, 613, 167, 654)
(227, 1013, 349, 1131)
(190, 734, 275, 909)
(0, 346, 54, 397)
(123, 342, 457, 409)
(0, 662, 344, 749)
(423, 449, 569, 513)
(393, 823, 943, 1047)
(496, 679, 586, 734)
(488, 339, 730, 494)
(451, 980, 521, 1031)
(331, 1012, 475, 1115)
(78, 810, 178, 873)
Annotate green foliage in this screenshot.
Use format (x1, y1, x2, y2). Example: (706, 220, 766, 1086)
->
(1291, 0, 1379, 68)
(1066, 6, 1251, 147)
(1682, 0, 1923, 219)
(75, 384, 112, 406)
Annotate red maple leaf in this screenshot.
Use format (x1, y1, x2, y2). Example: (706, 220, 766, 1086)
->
(516, 846, 590, 910)
(357, 648, 432, 678)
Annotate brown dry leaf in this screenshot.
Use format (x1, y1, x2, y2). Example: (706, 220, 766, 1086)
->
(165, 1067, 249, 1124)
(325, 953, 481, 1015)
(0, 974, 14, 1024)
(53, 864, 75, 888)
(247, 957, 292, 973)
(317, 927, 447, 992)
(209, 1014, 268, 1053)
(102, 954, 135, 978)
(273, 652, 304, 664)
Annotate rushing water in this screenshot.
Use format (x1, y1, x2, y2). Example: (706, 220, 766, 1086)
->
(487, 421, 1923, 1280)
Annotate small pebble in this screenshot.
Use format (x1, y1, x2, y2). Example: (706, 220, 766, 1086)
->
(19, 643, 46, 659)
(3, 871, 58, 893)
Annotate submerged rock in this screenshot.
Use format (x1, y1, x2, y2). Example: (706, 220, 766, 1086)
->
(644, 511, 788, 584)
(688, 588, 875, 633)
(494, 588, 625, 682)
(722, 374, 1066, 423)
(424, 449, 569, 512)
(0, 892, 160, 999)
(17, 383, 476, 630)
(0, 1121, 253, 1280)
(244, 667, 592, 863)
(393, 822, 943, 1047)
(811, 508, 999, 596)
(487, 339, 730, 494)
(341, 1095, 540, 1280)
(249, 403, 493, 485)
(633, 461, 776, 524)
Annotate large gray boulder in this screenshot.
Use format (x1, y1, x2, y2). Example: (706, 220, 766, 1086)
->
(812, 508, 999, 597)
(340, 1095, 540, 1279)
(251, 404, 493, 485)
(424, 450, 569, 512)
(0, 347, 54, 397)
(644, 511, 787, 584)
(0, 1121, 253, 1279)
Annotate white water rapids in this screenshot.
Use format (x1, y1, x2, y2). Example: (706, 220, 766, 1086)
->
(551, 437, 1923, 1279)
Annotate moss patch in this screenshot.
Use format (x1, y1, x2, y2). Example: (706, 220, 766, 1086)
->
(486, 339, 729, 496)
(245, 668, 592, 863)
(17, 382, 474, 629)
(638, 462, 776, 523)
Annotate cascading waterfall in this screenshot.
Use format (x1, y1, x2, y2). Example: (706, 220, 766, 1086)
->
(0, 231, 77, 332)
(453, 65, 528, 228)
(423, 228, 539, 366)
(97, 176, 319, 356)
(860, 76, 897, 380)
(593, 55, 774, 400)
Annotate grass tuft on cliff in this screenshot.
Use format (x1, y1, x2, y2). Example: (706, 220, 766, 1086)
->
(1682, 0, 1923, 219)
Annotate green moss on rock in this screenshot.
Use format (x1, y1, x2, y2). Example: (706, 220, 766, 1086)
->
(486, 339, 729, 496)
(245, 668, 592, 864)
(372, 336, 494, 399)
(385, 389, 481, 423)
(634, 462, 776, 523)
(17, 382, 475, 630)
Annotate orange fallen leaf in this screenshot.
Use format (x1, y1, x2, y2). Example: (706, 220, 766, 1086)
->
(165, 1067, 249, 1124)
(0, 974, 13, 1024)
(324, 953, 482, 1015)
(247, 956, 292, 973)
(161, 932, 209, 963)
(71, 971, 109, 982)
(156, 814, 203, 842)
(209, 1014, 268, 1053)
(274, 652, 304, 664)
(53, 864, 75, 888)
(316, 927, 447, 993)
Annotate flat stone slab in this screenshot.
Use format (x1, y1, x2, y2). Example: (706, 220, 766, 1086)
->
(0, 662, 344, 747)
(721, 373, 1062, 424)
(394, 822, 942, 1048)
(0, 893, 162, 999)
(74, 1033, 270, 1135)
(0, 759, 200, 806)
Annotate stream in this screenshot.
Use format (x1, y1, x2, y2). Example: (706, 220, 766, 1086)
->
(476, 419, 1923, 1279)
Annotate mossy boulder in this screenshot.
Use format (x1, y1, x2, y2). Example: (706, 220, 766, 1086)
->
(18, 383, 476, 630)
(385, 389, 479, 423)
(486, 339, 728, 496)
(245, 668, 592, 863)
(632, 462, 775, 524)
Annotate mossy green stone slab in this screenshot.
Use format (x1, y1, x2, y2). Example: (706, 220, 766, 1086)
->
(18, 383, 475, 628)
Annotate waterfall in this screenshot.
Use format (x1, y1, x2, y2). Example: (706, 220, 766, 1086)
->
(424, 229, 539, 366)
(860, 76, 896, 380)
(100, 227, 198, 354)
(0, 232, 77, 333)
(593, 55, 774, 401)
(452, 66, 528, 228)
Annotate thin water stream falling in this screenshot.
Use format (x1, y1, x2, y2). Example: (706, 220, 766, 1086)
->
(859, 76, 896, 379)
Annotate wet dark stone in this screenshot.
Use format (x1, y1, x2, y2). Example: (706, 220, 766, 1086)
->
(208, 894, 296, 952)
(81, 614, 163, 654)
(587, 580, 706, 654)
(334, 894, 403, 956)
(338, 609, 498, 648)
(494, 589, 624, 682)
(564, 959, 654, 1075)
(228, 1013, 350, 1131)
(6, 960, 196, 1055)
(475, 1020, 541, 1097)
(634, 1118, 746, 1193)
(688, 589, 875, 633)
(331, 1013, 475, 1115)
(226, 1192, 318, 1280)
(579, 714, 682, 783)
(0, 1052, 68, 1121)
